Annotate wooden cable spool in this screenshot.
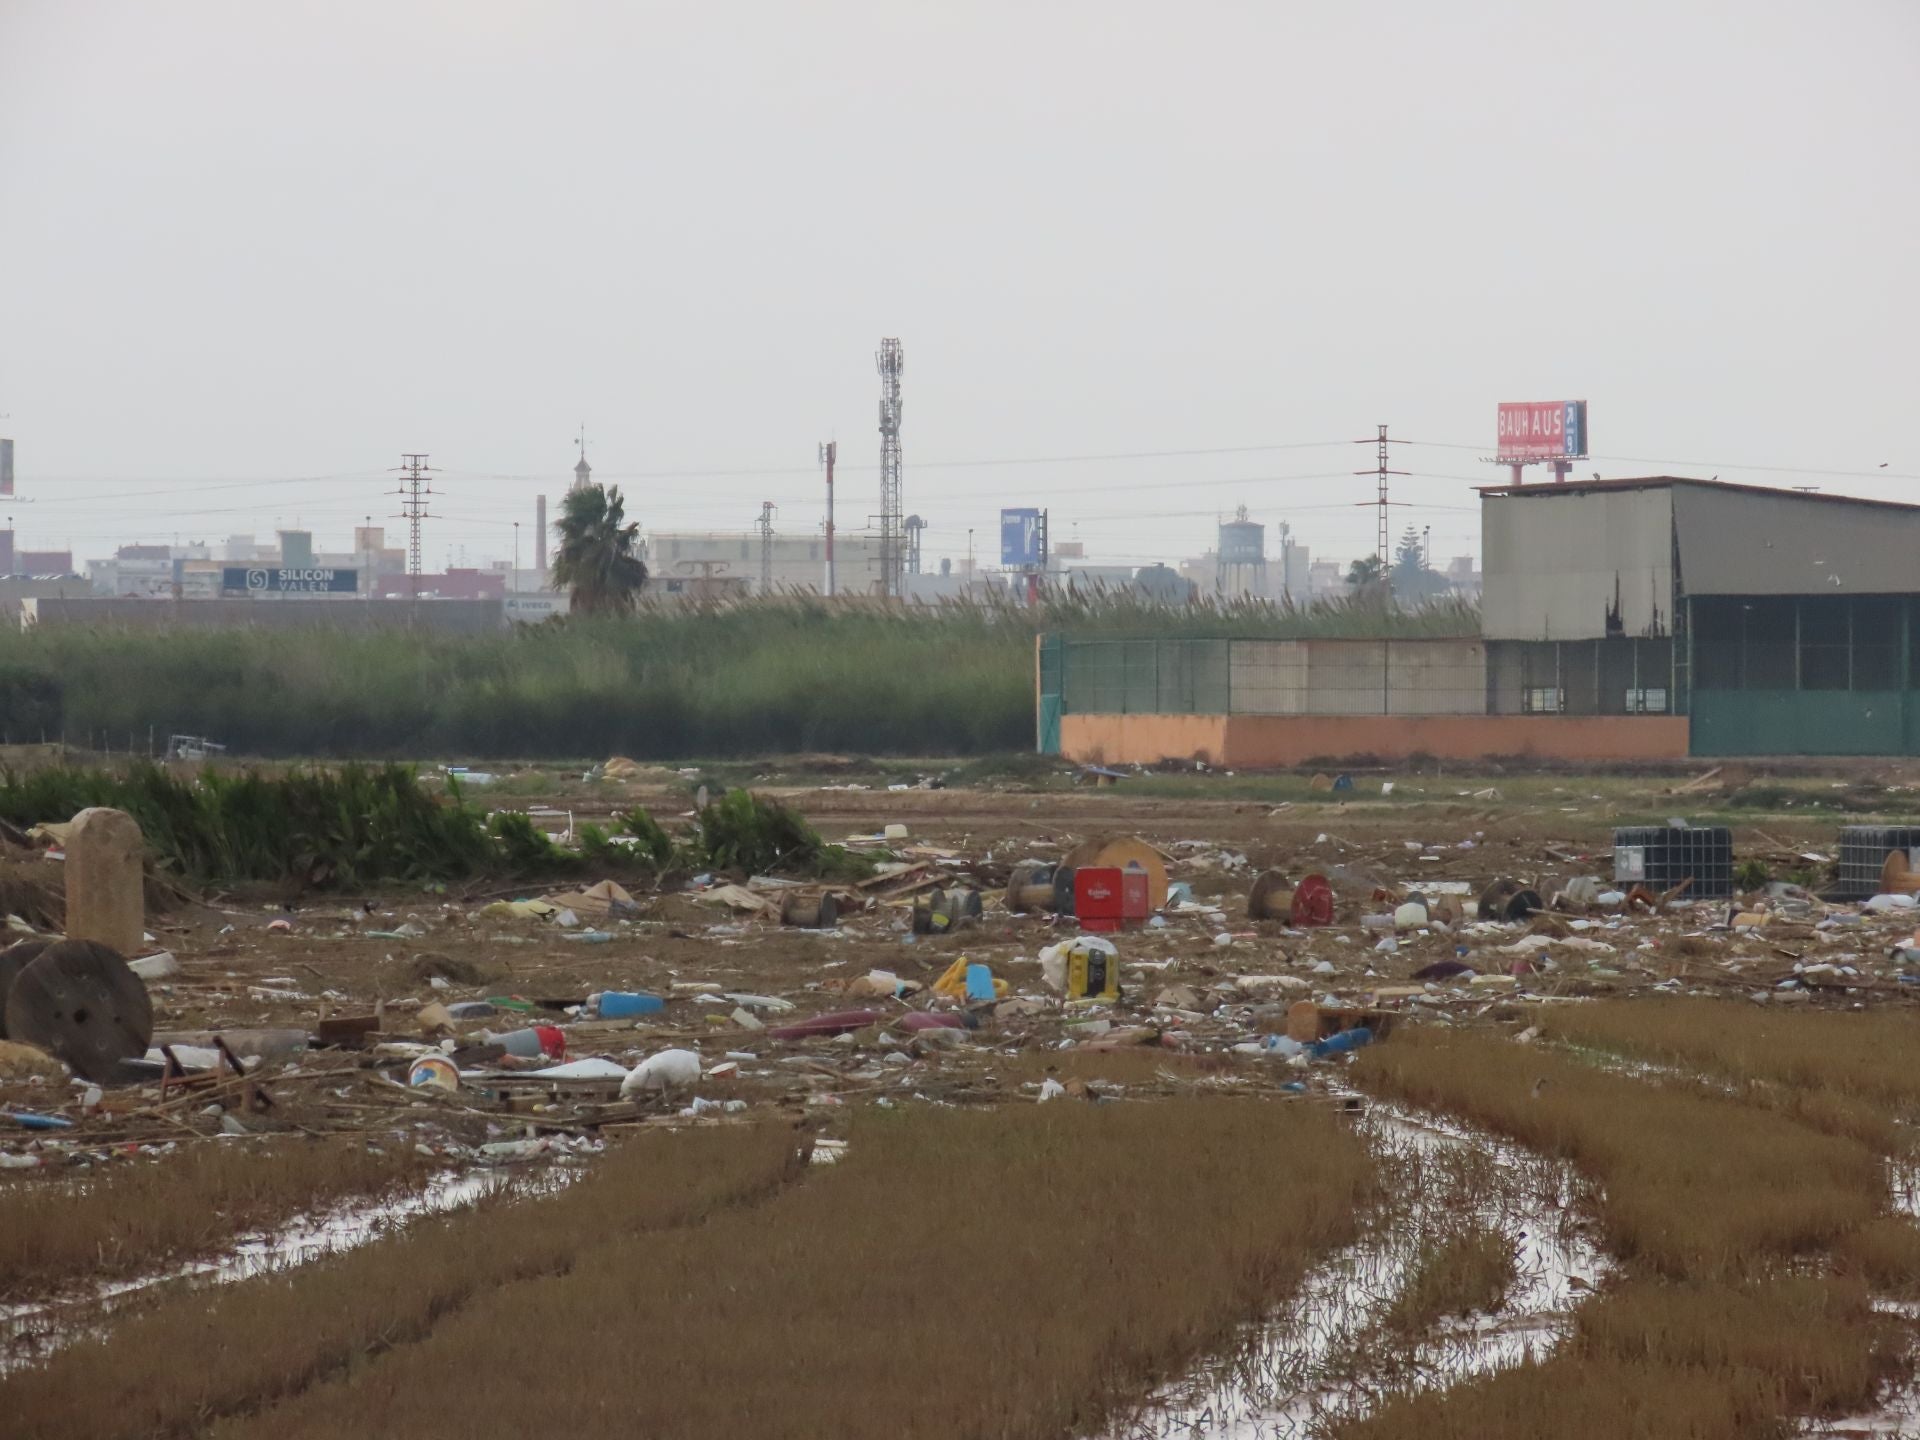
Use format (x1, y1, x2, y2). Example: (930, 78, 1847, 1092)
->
(1247, 870, 1296, 922)
(779, 892, 840, 929)
(1060, 835, 1169, 909)
(1478, 878, 1543, 923)
(5, 939, 153, 1082)
(1248, 870, 1337, 926)
(1051, 867, 1078, 917)
(0, 938, 55, 1041)
(912, 887, 984, 934)
(1882, 851, 1920, 896)
(1005, 862, 1059, 915)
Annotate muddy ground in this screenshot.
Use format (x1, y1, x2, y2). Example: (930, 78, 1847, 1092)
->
(0, 766, 1907, 1169)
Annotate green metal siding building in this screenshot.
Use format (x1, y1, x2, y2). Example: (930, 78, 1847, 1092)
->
(1480, 477, 1920, 757)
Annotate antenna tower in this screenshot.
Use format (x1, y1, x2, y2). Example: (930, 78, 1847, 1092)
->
(1352, 425, 1409, 593)
(391, 453, 437, 598)
(818, 441, 836, 597)
(875, 338, 905, 599)
(756, 501, 777, 594)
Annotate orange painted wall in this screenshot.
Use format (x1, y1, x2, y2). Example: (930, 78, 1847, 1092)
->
(1059, 713, 1231, 767)
(1058, 712, 1689, 765)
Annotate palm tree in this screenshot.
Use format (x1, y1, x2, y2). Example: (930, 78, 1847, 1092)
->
(1344, 554, 1386, 589)
(552, 483, 648, 615)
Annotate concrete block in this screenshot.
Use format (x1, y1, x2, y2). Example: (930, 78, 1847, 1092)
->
(64, 807, 144, 955)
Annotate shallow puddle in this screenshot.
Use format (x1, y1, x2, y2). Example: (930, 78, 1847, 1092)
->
(1, 1165, 573, 1370)
(1104, 1102, 1609, 1438)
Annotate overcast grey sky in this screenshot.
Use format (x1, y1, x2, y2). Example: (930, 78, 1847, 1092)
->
(2, 0, 1915, 574)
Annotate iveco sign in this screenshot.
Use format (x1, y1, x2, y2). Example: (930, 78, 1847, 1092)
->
(222, 566, 359, 594)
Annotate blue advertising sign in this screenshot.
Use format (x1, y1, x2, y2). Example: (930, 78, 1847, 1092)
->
(1000, 508, 1043, 568)
(1562, 400, 1588, 458)
(222, 566, 359, 595)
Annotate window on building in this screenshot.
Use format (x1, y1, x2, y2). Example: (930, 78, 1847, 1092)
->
(1522, 687, 1564, 714)
(1624, 688, 1668, 713)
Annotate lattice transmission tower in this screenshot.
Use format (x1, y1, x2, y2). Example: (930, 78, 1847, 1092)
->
(391, 453, 437, 599)
(875, 338, 905, 599)
(756, 501, 777, 594)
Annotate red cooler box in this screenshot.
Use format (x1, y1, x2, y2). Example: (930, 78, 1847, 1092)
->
(1075, 867, 1124, 932)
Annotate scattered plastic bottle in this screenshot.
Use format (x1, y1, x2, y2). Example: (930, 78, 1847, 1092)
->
(593, 991, 665, 1019)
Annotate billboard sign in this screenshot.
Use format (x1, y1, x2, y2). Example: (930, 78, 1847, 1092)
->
(1000, 508, 1044, 568)
(222, 566, 359, 594)
(0, 438, 12, 498)
(1496, 400, 1588, 461)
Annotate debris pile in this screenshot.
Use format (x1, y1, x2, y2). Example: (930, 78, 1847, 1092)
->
(5, 790, 1920, 1180)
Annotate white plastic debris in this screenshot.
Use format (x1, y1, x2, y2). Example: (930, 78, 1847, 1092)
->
(128, 951, 180, 980)
(621, 1048, 704, 1096)
(524, 1058, 630, 1080)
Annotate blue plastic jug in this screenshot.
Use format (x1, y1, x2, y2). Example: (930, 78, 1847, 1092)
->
(596, 991, 665, 1018)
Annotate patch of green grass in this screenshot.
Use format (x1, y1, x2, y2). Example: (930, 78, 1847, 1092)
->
(692, 789, 870, 879)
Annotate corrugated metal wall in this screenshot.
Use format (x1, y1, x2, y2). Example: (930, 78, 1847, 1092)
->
(1686, 594, 1918, 754)
(1054, 637, 1483, 720)
(1481, 487, 1674, 640)
(1674, 487, 1920, 596)
(1058, 638, 1231, 716)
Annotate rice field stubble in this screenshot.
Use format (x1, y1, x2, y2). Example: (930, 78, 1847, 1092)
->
(1333, 1028, 1911, 1439)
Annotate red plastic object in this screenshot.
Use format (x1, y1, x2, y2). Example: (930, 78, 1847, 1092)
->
(533, 1024, 567, 1059)
(1120, 866, 1151, 924)
(1075, 867, 1125, 932)
(767, 1009, 883, 1041)
(1292, 874, 1335, 928)
(896, 1012, 966, 1032)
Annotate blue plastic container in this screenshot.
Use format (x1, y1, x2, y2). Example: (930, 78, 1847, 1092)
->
(1307, 1026, 1373, 1060)
(596, 991, 665, 1018)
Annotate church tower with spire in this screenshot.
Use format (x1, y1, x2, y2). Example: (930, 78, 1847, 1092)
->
(570, 424, 591, 493)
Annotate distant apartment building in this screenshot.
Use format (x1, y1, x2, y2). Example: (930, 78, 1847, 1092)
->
(1178, 540, 1314, 603)
(644, 530, 887, 595)
(0, 528, 76, 577)
(1444, 555, 1483, 599)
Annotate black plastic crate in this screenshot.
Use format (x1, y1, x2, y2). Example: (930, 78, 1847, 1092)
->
(1612, 825, 1734, 899)
(1836, 826, 1920, 900)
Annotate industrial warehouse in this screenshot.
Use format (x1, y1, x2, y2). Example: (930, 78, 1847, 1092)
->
(1041, 474, 1920, 764)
